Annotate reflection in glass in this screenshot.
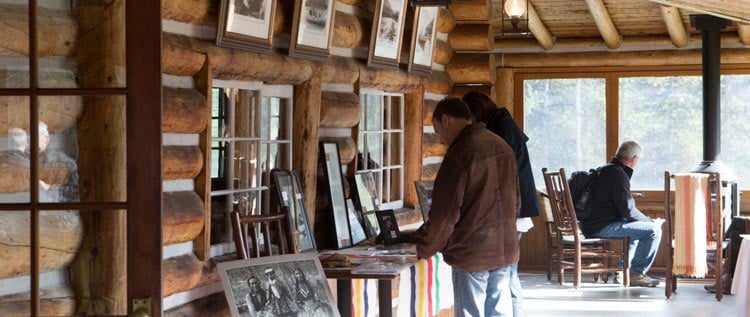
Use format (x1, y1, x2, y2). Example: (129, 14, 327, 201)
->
(1, 98, 30, 203)
(212, 88, 229, 138)
(366, 95, 382, 131)
(236, 90, 258, 138)
(366, 133, 381, 169)
(232, 141, 258, 190)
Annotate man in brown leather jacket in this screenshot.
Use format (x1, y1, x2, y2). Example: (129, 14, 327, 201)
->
(415, 98, 520, 316)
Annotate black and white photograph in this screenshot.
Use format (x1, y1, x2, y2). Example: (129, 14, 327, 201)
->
(346, 198, 367, 245)
(368, 0, 409, 69)
(289, 0, 336, 61)
(217, 0, 276, 54)
(272, 170, 316, 252)
(376, 209, 401, 245)
(414, 180, 434, 221)
(408, 6, 438, 75)
(218, 253, 340, 317)
(354, 171, 381, 238)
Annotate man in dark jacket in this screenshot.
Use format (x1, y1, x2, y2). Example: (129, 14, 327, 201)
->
(463, 91, 540, 316)
(580, 141, 662, 287)
(416, 98, 520, 316)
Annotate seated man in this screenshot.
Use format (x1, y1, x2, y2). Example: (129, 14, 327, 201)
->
(579, 141, 662, 287)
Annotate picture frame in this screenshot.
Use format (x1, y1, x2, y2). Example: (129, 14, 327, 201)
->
(289, 0, 336, 61)
(414, 180, 434, 221)
(367, 0, 409, 69)
(218, 253, 340, 317)
(346, 198, 367, 245)
(216, 0, 277, 54)
(316, 142, 352, 249)
(407, 6, 439, 75)
(375, 209, 401, 245)
(272, 169, 316, 252)
(354, 171, 381, 239)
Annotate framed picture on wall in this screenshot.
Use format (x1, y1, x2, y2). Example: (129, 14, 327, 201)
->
(367, 0, 409, 69)
(316, 142, 352, 249)
(216, 0, 277, 54)
(272, 169, 316, 252)
(408, 6, 438, 75)
(289, 0, 336, 61)
(218, 253, 340, 317)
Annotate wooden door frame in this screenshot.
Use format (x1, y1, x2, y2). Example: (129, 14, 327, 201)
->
(126, 0, 163, 315)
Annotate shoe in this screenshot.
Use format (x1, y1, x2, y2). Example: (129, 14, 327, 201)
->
(630, 273, 660, 287)
(613, 271, 623, 284)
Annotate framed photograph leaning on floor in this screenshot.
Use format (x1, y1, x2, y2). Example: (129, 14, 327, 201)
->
(407, 6, 439, 75)
(218, 253, 340, 317)
(289, 0, 336, 61)
(216, 0, 277, 54)
(367, 0, 409, 69)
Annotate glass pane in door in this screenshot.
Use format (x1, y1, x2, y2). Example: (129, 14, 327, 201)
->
(1, 97, 30, 203)
(0, 210, 31, 315)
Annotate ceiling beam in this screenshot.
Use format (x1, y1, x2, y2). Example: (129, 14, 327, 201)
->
(660, 5, 689, 48)
(497, 48, 750, 68)
(738, 23, 750, 46)
(527, 2, 554, 50)
(583, 0, 622, 49)
(494, 34, 749, 54)
(648, 0, 750, 23)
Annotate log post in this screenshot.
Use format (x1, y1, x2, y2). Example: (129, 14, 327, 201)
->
(72, 0, 127, 315)
(449, 24, 493, 51)
(496, 68, 515, 111)
(191, 55, 212, 261)
(404, 89, 424, 207)
(293, 72, 322, 230)
(446, 53, 495, 85)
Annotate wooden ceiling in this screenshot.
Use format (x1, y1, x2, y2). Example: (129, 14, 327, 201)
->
(487, 0, 750, 53)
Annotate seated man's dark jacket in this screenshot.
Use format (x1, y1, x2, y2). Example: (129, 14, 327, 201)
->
(580, 158, 651, 237)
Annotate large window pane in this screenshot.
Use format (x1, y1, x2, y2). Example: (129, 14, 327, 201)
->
(721, 74, 750, 187)
(524, 78, 606, 187)
(620, 76, 702, 189)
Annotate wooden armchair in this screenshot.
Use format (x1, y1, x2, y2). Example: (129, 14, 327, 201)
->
(542, 168, 629, 288)
(231, 207, 297, 260)
(664, 171, 728, 301)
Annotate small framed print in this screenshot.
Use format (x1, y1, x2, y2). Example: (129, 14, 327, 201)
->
(376, 209, 401, 245)
(316, 142, 352, 249)
(354, 171, 381, 239)
(289, 0, 336, 61)
(272, 169, 316, 252)
(217, 0, 277, 54)
(367, 0, 409, 69)
(218, 253, 340, 317)
(408, 6, 439, 75)
(414, 180, 434, 222)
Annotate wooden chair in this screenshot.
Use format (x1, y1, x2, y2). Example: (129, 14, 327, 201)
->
(539, 189, 559, 281)
(664, 171, 728, 301)
(542, 167, 629, 288)
(231, 206, 297, 260)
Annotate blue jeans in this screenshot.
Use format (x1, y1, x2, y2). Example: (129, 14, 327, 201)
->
(452, 265, 514, 317)
(593, 220, 662, 275)
(508, 232, 523, 317)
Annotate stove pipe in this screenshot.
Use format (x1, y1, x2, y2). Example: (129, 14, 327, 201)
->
(689, 15, 736, 181)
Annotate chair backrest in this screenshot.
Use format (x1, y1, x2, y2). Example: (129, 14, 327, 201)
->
(231, 207, 297, 260)
(541, 168, 583, 241)
(664, 171, 723, 246)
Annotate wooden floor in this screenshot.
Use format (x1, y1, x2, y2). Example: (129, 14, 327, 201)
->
(519, 272, 737, 317)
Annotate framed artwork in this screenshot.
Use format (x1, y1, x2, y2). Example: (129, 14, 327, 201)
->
(272, 169, 316, 252)
(217, 0, 277, 54)
(289, 0, 336, 61)
(317, 142, 352, 249)
(408, 6, 439, 75)
(414, 180, 434, 221)
(354, 171, 381, 239)
(376, 209, 401, 245)
(346, 198, 367, 245)
(218, 253, 340, 317)
(367, 0, 409, 69)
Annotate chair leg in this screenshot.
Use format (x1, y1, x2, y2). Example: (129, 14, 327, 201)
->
(547, 249, 552, 281)
(574, 256, 581, 289)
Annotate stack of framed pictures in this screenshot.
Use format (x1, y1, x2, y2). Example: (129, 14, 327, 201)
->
(353, 171, 381, 239)
(271, 169, 316, 252)
(316, 142, 352, 249)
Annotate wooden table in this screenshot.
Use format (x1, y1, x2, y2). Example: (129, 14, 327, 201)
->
(323, 268, 403, 317)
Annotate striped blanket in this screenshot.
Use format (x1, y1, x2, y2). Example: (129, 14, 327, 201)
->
(673, 173, 709, 278)
(351, 253, 453, 317)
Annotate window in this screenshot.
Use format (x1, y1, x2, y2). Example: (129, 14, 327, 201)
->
(524, 78, 606, 188)
(209, 83, 293, 245)
(358, 92, 404, 209)
(520, 69, 750, 190)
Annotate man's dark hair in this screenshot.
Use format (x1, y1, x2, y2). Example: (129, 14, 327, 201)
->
(432, 98, 472, 121)
(461, 91, 496, 123)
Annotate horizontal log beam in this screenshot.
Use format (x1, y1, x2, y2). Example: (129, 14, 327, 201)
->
(527, 2, 554, 50)
(449, 85, 492, 100)
(164, 191, 205, 245)
(433, 40, 454, 65)
(332, 10, 369, 49)
(422, 162, 441, 180)
(449, 24, 492, 52)
(0, 210, 82, 278)
(0, 4, 76, 57)
(0, 285, 75, 317)
(163, 146, 203, 180)
(163, 254, 219, 297)
(739, 23, 750, 46)
(163, 87, 209, 134)
(422, 99, 438, 126)
(437, 8, 456, 34)
(422, 133, 446, 158)
(660, 5, 689, 48)
(449, 0, 490, 22)
(446, 53, 495, 85)
(319, 137, 356, 165)
(494, 34, 747, 54)
(584, 0, 622, 49)
(499, 48, 750, 68)
(320, 92, 360, 128)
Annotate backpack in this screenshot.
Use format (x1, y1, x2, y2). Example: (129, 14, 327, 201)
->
(568, 164, 613, 220)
